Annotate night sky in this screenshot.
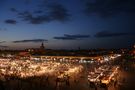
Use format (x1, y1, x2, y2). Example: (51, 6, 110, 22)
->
(0, 0, 135, 49)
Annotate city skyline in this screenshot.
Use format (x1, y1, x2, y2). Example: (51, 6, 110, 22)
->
(0, 0, 135, 49)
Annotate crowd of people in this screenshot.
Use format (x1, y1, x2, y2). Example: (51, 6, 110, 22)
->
(87, 64, 119, 90)
(0, 54, 122, 90)
(0, 59, 83, 90)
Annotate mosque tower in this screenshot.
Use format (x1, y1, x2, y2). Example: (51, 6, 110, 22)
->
(40, 42, 45, 50)
(39, 42, 45, 54)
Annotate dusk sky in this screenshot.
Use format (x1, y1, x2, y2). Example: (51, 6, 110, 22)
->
(0, 0, 135, 49)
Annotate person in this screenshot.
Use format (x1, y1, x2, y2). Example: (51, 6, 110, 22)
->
(122, 78, 126, 83)
(55, 77, 60, 89)
(45, 75, 49, 86)
(100, 83, 108, 90)
(65, 75, 70, 86)
(74, 79, 79, 84)
(94, 85, 97, 90)
(0, 80, 5, 90)
(114, 79, 117, 87)
(88, 81, 95, 89)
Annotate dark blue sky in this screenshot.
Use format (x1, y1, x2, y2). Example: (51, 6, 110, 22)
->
(0, 0, 135, 49)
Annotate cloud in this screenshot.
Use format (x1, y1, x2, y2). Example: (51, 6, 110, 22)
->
(85, 0, 135, 17)
(54, 36, 77, 40)
(13, 39, 48, 43)
(54, 34, 90, 40)
(5, 19, 17, 24)
(33, 10, 43, 14)
(18, 11, 50, 24)
(64, 34, 90, 38)
(47, 3, 71, 21)
(0, 45, 8, 48)
(11, 2, 71, 24)
(0, 41, 6, 43)
(10, 8, 18, 12)
(24, 0, 32, 4)
(0, 28, 7, 31)
(94, 31, 129, 38)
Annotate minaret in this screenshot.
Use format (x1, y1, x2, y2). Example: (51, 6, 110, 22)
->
(40, 42, 45, 50)
(39, 42, 45, 55)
